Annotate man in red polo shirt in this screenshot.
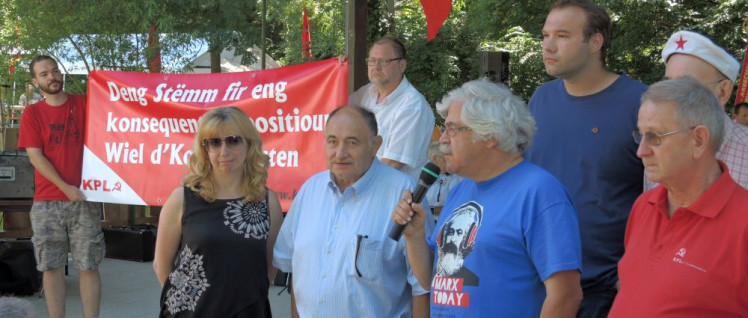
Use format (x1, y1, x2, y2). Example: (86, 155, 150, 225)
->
(609, 77, 748, 317)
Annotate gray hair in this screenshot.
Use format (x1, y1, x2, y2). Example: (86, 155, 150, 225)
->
(0, 297, 35, 318)
(436, 78, 536, 153)
(427, 141, 442, 161)
(641, 76, 725, 153)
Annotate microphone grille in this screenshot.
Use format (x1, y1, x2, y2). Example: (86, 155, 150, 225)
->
(419, 162, 441, 185)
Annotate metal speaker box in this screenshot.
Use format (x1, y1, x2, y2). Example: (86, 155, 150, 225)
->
(0, 151, 34, 199)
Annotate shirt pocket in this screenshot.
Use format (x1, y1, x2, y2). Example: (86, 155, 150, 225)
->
(347, 237, 398, 280)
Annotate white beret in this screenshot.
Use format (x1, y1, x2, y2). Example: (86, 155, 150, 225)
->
(662, 30, 740, 83)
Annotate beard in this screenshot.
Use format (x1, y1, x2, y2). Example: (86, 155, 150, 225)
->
(38, 80, 62, 95)
(436, 243, 463, 276)
(368, 74, 390, 87)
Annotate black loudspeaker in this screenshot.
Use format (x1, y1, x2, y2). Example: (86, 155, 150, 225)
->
(0, 151, 34, 199)
(102, 225, 157, 262)
(0, 240, 42, 296)
(479, 51, 510, 84)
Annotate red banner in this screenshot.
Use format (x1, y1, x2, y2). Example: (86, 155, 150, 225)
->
(736, 47, 748, 104)
(81, 58, 348, 211)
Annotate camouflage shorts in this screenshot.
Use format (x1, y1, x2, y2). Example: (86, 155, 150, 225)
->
(30, 201, 105, 272)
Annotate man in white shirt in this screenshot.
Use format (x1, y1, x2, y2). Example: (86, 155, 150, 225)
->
(644, 30, 748, 190)
(349, 36, 435, 180)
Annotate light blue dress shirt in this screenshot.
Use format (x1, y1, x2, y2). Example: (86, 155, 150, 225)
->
(273, 160, 433, 318)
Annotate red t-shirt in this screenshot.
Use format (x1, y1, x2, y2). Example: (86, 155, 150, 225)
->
(609, 161, 748, 317)
(18, 94, 87, 201)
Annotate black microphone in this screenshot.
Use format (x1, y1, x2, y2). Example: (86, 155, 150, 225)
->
(389, 162, 441, 241)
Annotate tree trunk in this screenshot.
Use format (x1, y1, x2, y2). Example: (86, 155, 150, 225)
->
(210, 49, 221, 73)
(210, 37, 222, 73)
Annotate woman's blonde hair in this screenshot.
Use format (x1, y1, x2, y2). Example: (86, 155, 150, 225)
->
(184, 107, 269, 202)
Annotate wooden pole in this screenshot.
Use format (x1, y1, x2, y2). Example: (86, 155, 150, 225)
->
(346, 0, 368, 93)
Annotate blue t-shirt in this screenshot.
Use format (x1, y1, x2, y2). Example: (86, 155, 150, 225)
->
(525, 75, 646, 292)
(427, 161, 582, 317)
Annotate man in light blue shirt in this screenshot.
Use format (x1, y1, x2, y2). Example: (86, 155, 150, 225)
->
(273, 105, 433, 318)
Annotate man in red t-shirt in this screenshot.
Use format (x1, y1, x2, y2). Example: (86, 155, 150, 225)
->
(609, 77, 748, 317)
(18, 55, 104, 318)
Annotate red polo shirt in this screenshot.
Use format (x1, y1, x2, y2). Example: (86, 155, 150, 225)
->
(609, 161, 748, 318)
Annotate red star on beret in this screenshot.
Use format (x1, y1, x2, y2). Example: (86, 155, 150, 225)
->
(675, 35, 687, 50)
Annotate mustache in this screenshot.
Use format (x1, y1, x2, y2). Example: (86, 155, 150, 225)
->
(442, 242, 458, 254)
(439, 143, 452, 155)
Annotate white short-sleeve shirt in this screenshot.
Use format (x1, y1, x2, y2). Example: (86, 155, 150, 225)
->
(349, 76, 435, 180)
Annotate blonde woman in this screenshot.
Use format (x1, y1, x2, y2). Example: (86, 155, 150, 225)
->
(154, 107, 282, 317)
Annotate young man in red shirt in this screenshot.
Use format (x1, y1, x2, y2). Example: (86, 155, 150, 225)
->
(18, 55, 104, 318)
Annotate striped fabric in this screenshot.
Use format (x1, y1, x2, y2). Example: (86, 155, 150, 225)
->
(273, 160, 433, 318)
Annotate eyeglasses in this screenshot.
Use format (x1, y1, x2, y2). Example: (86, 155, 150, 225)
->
(354, 234, 368, 278)
(202, 135, 246, 152)
(438, 124, 472, 137)
(632, 127, 695, 146)
(365, 57, 403, 66)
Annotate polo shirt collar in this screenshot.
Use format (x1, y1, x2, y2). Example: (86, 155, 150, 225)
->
(368, 75, 411, 106)
(326, 159, 381, 199)
(648, 160, 737, 219)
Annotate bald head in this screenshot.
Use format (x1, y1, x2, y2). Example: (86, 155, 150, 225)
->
(665, 54, 733, 108)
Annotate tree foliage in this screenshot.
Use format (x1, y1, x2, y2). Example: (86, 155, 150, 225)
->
(465, 0, 748, 107)
(167, 0, 264, 72)
(272, 0, 747, 110)
(2, 0, 747, 110)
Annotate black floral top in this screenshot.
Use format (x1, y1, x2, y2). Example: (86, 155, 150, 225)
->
(159, 187, 272, 318)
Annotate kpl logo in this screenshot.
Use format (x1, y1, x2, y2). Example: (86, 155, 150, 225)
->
(82, 179, 122, 192)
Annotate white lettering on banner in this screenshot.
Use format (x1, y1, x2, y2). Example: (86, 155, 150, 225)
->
(103, 142, 194, 166)
(104, 142, 144, 164)
(107, 81, 148, 106)
(251, 81, 287, 103)
(166, 143, 191, 165)
(251, 108, 328, 134)
(222, 81, 249, 101)
(153, 83, 218, 103)
(265, 149, 299, 168)
(106, 112, 198, 138)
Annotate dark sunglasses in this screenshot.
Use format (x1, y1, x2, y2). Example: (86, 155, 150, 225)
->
(202, 135, 246, 152)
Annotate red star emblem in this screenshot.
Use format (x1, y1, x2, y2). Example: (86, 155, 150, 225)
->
(675, 35, 687, 50)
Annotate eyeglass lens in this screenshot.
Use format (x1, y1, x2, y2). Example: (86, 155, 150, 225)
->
(632, 131, 664, 146)
(366, 58, 399, 66)
(204, 135, 244, 152)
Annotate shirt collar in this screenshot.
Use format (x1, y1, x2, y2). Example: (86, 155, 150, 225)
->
(368, 75, 411, 106)
(326, 159, 382, 199)
(648, 160, 738, 218)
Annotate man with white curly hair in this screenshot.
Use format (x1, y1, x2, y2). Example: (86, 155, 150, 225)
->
(392, 79, 583, 317)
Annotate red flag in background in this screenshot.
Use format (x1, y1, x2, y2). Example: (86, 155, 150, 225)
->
(9, 26, 21, 74)
(302, 7, 312, 60)
(736, 51, 748, 104)
(147, 22, 162, 73)
(735, 19, 748, 104)
(9, 53, 21, 75)
(420, 0, 452, 41)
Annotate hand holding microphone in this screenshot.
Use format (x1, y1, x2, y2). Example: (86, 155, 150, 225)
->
(389, 162, 440, 241)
